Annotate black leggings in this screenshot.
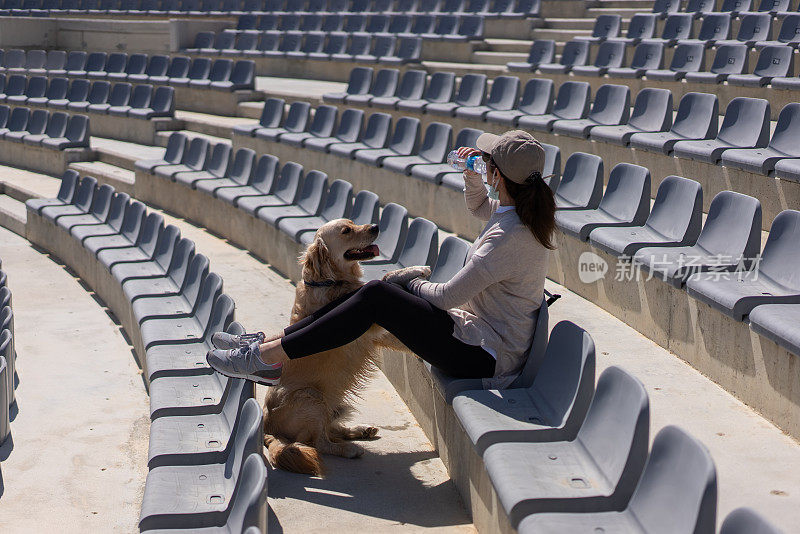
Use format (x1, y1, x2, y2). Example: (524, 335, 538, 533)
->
(281, 280, 496, 379)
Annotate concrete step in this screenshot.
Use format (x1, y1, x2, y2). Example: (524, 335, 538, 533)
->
(421, 60, 509, 78)
(155, 129, 230, 149)
(539, 0, 587, 18)
(90, 136, 164, 172)
(175, 110, 251, 139)
(69, 161, 135, 197)
(483, 38, 534, 53)
(542, 17, 600, 30)
(530, 28, 593, 41)
(472, 50, 529, 65)
(0, 193, 26, 237)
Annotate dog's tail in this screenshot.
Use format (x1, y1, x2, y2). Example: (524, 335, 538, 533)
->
(265, 434, 324, 477)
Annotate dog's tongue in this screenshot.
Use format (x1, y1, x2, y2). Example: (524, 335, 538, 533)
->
(365, 244, 379, 257)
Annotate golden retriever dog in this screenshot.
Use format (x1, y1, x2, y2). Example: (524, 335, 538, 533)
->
(263, 218, 428, 476)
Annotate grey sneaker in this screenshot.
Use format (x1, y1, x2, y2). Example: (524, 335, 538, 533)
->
(206, 341, 282, 386)
(212, 331, 265, 350)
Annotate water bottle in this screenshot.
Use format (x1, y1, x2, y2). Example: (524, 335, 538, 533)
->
(447, 150, 487, 174)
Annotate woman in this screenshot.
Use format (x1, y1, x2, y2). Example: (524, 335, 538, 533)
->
(207, 130, 557, 388)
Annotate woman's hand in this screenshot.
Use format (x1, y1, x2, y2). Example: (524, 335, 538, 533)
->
(457, 147, 481, 159)
(382, 266, 432, 287)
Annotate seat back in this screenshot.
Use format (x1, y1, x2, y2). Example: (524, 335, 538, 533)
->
(274, 161, 304, 203)
(526, 39, 555, 65)
(417, 122, 452, 163)
(365, 13, 389, 33)
(184, 137, 210, 169)
(320, 179, 354, 221)
(346, 33, 371, 56)
(592, 14, 622, 39)
(145, 55, 169, 77)
(165, 238, 196, 285)
(87, 81, 110, 104)
(163, 132, 187, 164)
(150, 86, 175, 116)
(6, 107, 29, 132)
(350, 190, 380, 225)
(227, 148, 256, 185)
(4, 75, 26, 97)
(696, 190, 762, 263)
(295, 170, 329, 215)
(516, 78, 553, 116)
(394, 36, 421, 61)
(306, 105, 337, 138)
(429, 235, 470, 283)
(757, 0, 790, 11)
(214, 31, 237, 51)
(576, 366, 650, 509)
(653, 0, 680, 14)
(65, 79, 90, 103)
(668, 42, 705, 72)
(334, 108, 364, 143)
(484, 75, 520, 110)
(698, 12, 732, 41)
(187, 57, 212, 80)
(423, 71, 456, 103)
(541, 142, 561, 191)
(136, 212, 165, 254)
(410, 13, 435, 33)
(64, 51, 87, 72)
(165, 56, 190, 78)
(454, 73, 487, 107)
(397, 217, 438, 268)
(591, 40, 626, 69)
(720, 508, 782, 534)
(775, 14, 800, 44)
(208, 58, 233, 82)
(206, 143, 233, 178)
(661, 13, 694, 39)
(248, 154, 279, 195)
(626, 13, 657, 39)
(395, 69, 426, 100)
(45, 111, 69, 138)
(434, 14, 458, 36)
(708, 43, 748, 75)
(345, 67, 374, 96)
(223, 399, 264, 504)
(26, 76, 48, 98)
(374, 203, 409, 262)
(628, 426, 718, 534)
(152, 224, 181, 271)
(104, 52, 127, 74)
(25, 49, 47, 70)
(129, 84, 152, 109)
(735, 12, 772, 42)
(299, 32, 325, 54)
(558, 40, 589, 67)
(599, 163, 651, 225)
(671, 92, 719, 139)
(107, 83, 131, 106)
(715, 97, 770, 148)
(46, 77, 69, 100)
(387, 116, 420, 155)
(322, 14, 344, 32)
(26, 109, 48, 135)
(552, 80, 591, 120)
(85, 52, 108, 73)
(73, 176, 98, 212)
(646, 175, 703, 243)
(279, 31, 303, 53)
(56, 170, 80, 203)
(587, 83, 630, 125)
(361, 112, 392, 148)
(3, 49, 25, 69)
(369, 68, 400, 97)
(300, 13, 323, 31)
(88, 183, 114, 219)
(283, 101, 311, 133)
(767, 103, 800, 154)
(758, 210, 800, 290)
(226, 454, 268, 532)
(388, 14, 412, 34)
(0, 107, 8, 129)
(259, 97, 285, 129)
(752, 45, 794, 78)
(685, 0, 715, 13)
(628, 87, 672, 132)
(555, 152, 604, 209)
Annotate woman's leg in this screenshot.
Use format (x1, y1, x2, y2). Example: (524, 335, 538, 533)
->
(269, 280, 495, 379)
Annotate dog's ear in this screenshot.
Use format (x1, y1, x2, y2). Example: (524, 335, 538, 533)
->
(302, 235, 333, 279)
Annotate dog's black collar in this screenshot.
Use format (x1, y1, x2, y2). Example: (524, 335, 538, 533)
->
(303, 279, 345, 287)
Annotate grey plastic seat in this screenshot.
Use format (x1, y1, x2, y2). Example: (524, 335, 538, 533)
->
(606, 13, 657, 47)
(233, 97, 284, 137)
(26, 169, 78, 213)
(131, 266, 221, 330)
(71, 52, 106, 79)
(50, 51, 85, 77)
(758, 0, 790, 13)
(236, 161, 304, 216)
(728, 45, 793, 87)
(0, 75, 28, 104)
(151, 56, 190, 85)
(507, 39, 556, 72)
(155, 137, 210, 179)
(41, 175, 97, 222)
(110, 53, 146, 81)
(280, 105, 338, 147)
(486, 78, 553, 126)
(329, 112, 392, 158)
(380, 36, 422, 65)
(397, 71, 455, 113)
(645, 42, 705, 80)
(520, 425, 717, 534)
(68, 190, 131, 245)
(354, 116, 420, 166)
(720, 508, 782, 534)
(750, 302, 800, 357)
(574, 14, 621, 44)
(686, 209, 800, 321)
(518, 81, 590, 132)
(0, 107, 28, 139)
(345, 68, 399, 105)
(23, 110, 68, 146)
(213, 60, 254, 91)
(685, 0, 716, 16)
(278, 179, 354, 242)
(39, 50, 66, 75)
(556, 163, 651, 241)
(721, 103, 800, 174)
(685, 44, 749, 83)
(484, 366, 649, 529)
(426, 73, 486, 117)
(138, 400, 262, 530)
(590, 176, 703, 257)
(96, 211, 165, 268)
(109, 83, 148, 117)
(453, 320, 595, 454)
(360, 217, 438, 279)
(455, 75, 520, 121)
(370, 69, 426, 110)
(81, 198, 148, 256)
(411, 127, 482, 184)
(172, 58, 212, 87)
(89, 51, 127, 79)
(212, 153, 276, 207)
(54, 182, 114, 231)
(717, 13, 772, 47)
(284, 32, 326, 60)
(186, 31, 215, 53)
(755, 14, 800, 48)
(308, 32, 348, 60)
(257, 170, 329, 226)
(20, 76, 49, 105)
(207, 149, 262, 204)
(129, 86, 174, 119)
(304, 108, 364, 153)
(181, 143, 235, 189)
(331, 32, 371, 61)
(130, 55, 169, 83)
(322, 66, 373, 104)
(189, 58, 233, 89)
(554, 152, 603, 210)
(35, 77, 69, 107)
(6, 108, 48, 143)
(112, 224, 182, 284)
(354, 34, 396, 63)
(255, 101, 310, 141)
(1, 329, 12, 411)
(590, 88, 672, 146)
(642, 13, 694, 46)
(538, 40, 589, 74)
(136, 132, 187, 173)
(629, 92, 719, 154)
(264, 31, 304, 58)
(681, 12, 732, 47)
(428, 235, 469, 283)
(552, 84, 630, 138)
(360, 202, 408, 264)
(66, 80, 108, 112)
(673, 97, 770, 164)
(634, 191, 762, 287)
(44, 113, 89, 150)
(571, 41, 626, 77)
(382, 121, 452, 175)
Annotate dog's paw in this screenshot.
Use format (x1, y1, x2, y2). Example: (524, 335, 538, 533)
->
(361, 426, 379, 439)
(382, 266, 432, 286)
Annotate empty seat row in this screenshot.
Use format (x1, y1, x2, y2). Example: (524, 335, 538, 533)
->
(0, 106, 88, 149)
(664, 0, 800, 17)
(0, 76, 175, 120)
(186, 31, 424, 64)
(228, 12, 486, 39)
(0, 268, 15, 447)
(0, 0, 540, 16)
(26, 172, 267, 532)
(0, 50, 255, 93)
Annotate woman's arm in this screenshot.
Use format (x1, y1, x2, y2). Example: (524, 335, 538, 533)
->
(457, 147, 497, 221)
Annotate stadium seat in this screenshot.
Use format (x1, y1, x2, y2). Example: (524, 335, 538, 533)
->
(345, 68, 399, 105)
(519, 426, 717, 534)
(329, 112, 392, 158)
(455, 75, 520, 120)
(136, 132, 187, 173)
(483, 366, 649, 528)
(641, 13, 694, 46)
(518, 80, 590, 132)
(684, 44, 748, 83)
(719, 0, 754, 15)
(571, 40, 626, 77)
(26, 169, 78, 212)
(370, 69, 426, 109)
(82, 200, 147, 256)
(629, 92, 719, 154)
(155, 137, 210, 179)
(236, 161, 304, 216)
(754, 14, 800, 48)
(112, 225, 181, 284)
(590, 88, 673, 146)
(233, 97, 284, 137)
(486, 78, 553, 126)
(716, 13, 772, 47)
(538, 40, 589, 74)
(254, 100, 311, 141)
(173, 143, 232, 189)
(672, 97, 770, 164)
(410, 126, 482, 184)
(382, 121, 452, 174)
(551, 84, 630, 138)
(720, 507, 782, 534)
(304, 107, 364, 152)
(686, 209, 800, 321)
(681, 12, 732, 46)
(555, 163, 651, 241)
(721, 103, 800, 174)
(353, 116, 420, 166)
(428, 235, 470, 283)
(506, 40, 556, 72)
(749, 303, 800, 356)
(41, 175, 96, 222)
(322, 66, 373, 104)
(188, 144, 242, 191)
(360, 202, 408, 263)
(396, 71, 455, 112)
(257, 169, 329, 226)
(23, 110, 68, 146)
(574, 14, 621, 44)
(607, 13, 658, 47)
(685, 0, 716, 16)
(278, 179, 354, 242)
(360, 217, 438, 279)
(645, 42, 705, 80)
(553, 152, 604, 210)
(452, 320, 595, 453)
(426, 73, 486, 117)
(727, 45, 793, 86)
(280, 104, 338, 147)
(589, 175, 703, 257)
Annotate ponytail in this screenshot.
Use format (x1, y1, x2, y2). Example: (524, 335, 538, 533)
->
(503, 172, 557, 250)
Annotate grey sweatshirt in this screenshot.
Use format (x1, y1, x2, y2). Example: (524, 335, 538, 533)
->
(407, 171, 550, 388)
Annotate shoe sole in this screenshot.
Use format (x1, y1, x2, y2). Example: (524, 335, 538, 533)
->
(206, 356, 281, 386)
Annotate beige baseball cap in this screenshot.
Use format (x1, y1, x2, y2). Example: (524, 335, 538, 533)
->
(475, 130, 546, 184)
